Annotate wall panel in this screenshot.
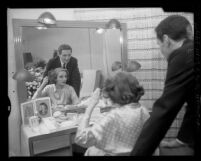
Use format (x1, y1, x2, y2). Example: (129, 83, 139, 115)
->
(74, 8, 193, 142)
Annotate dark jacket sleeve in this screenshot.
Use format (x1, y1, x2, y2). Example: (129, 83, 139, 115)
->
(67, 57, 81, 97)
(177, 98, 196, 147)
(130, 42, 194, 155)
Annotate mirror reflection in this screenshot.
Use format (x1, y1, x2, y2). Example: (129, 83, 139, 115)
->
(21, 25, 123, 100)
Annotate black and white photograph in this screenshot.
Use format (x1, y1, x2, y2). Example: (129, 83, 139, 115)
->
(35, 97, 52, 118)
(7, 7, 200, 157)
(20, 100, 35, 125)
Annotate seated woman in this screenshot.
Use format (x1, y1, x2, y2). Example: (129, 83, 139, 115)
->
(32, 68, 80, 113)
(74, 72, 150, 156)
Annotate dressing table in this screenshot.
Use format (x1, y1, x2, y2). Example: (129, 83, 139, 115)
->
(21, 123, 77, 156)
(21, 104, 106, 156)
(12, 18, 127, 157)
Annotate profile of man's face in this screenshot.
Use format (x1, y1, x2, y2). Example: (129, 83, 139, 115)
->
(60, 50, 72, 64)
(156, 38, 169, 59)
(186, 25, 193, 40)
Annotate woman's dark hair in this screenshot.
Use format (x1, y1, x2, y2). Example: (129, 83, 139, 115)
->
(48, 68, 69, 84)
(39, 102, 48, 109)
(155, 15, 192, 42)
(58, 44, 72, 54)
(102, 72, 144, 105)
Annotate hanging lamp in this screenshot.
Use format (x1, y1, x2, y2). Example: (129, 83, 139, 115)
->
(111, 60, 141, 72)
(105, 19, 121, 29)
(38, 11, 56, 25)
(12, 69, 35, 82)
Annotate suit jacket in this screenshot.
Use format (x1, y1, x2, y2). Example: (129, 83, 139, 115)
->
(43, 56, 81, 97)
(130, 39, 196, 155)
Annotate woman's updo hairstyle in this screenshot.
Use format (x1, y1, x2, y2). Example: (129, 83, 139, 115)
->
(48, 68, 69, 84)
(102, 72, 144, 105)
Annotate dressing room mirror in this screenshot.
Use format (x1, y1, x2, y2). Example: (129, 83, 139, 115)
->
(12, 19, 128, 103)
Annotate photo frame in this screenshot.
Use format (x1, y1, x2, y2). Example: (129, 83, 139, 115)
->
(21, 100, 35, 125)
(34, 97, 52, 118)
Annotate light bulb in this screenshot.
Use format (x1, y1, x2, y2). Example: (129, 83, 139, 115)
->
(96, 28, 105, 34)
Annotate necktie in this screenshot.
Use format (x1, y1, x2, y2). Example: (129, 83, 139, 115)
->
(63, 63, 66, 69)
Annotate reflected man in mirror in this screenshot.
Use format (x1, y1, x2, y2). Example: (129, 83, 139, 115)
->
(43, 44, 81, 97)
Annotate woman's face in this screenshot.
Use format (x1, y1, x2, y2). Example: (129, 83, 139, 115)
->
(56, 71, 67, 86)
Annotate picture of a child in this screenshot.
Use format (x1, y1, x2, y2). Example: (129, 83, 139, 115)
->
(38, 102, 48, 116)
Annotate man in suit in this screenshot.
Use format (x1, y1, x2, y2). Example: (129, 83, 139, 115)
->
(130, 15, 198, 155)
(43, 44, 81, 97)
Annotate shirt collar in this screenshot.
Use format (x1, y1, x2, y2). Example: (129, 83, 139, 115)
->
(59, 56, 70, 67)
(167, 39, 193, 63)
(59, 56, 64, 66)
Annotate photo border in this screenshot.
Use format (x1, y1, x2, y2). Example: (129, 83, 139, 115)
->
(20, 100, 35, 126)
(34, 97, 52, 118)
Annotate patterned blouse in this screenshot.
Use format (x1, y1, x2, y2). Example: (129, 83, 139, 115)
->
(38, 84, 79, 106)
(75, 103, 150, 156)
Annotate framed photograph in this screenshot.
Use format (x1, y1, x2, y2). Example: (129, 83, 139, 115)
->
(21, 100, 35, 125)
(34, 97, 52, 118)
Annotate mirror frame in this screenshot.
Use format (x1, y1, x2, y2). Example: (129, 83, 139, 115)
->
(12, 19, 128, 103)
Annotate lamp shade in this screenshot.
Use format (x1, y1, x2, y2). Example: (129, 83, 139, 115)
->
(111, 61, 122, 71)
(38, 12, 56, 25)
(12, 69, 35, 82)
(126, 60, 141, 72)
(111, 60, 141, 72)
(106, 19, 121, 29)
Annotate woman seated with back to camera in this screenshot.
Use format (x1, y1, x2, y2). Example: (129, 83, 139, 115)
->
(32, 67, 80, 113)
(74, 72, 151, 156)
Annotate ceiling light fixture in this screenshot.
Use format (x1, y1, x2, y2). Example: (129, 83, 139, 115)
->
(96, 28, 105, 34)
(38, 12, 56, 25)
(36, 26, 48, 30)
(12, 69, 35, 82)
(111, 60, 141, 72)
(105, 19, 121, 30)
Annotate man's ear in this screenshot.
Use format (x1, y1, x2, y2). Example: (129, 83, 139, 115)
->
(163, 34, 171, 47)
(186, 24, 193, 40)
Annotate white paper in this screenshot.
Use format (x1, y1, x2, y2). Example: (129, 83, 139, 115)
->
(42, 117, 57, 131)
(79, 70, 101, 98)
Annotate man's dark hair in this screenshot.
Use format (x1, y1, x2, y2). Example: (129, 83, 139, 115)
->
(58, 44, 72, 54)
(155, 15, 191, 41)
